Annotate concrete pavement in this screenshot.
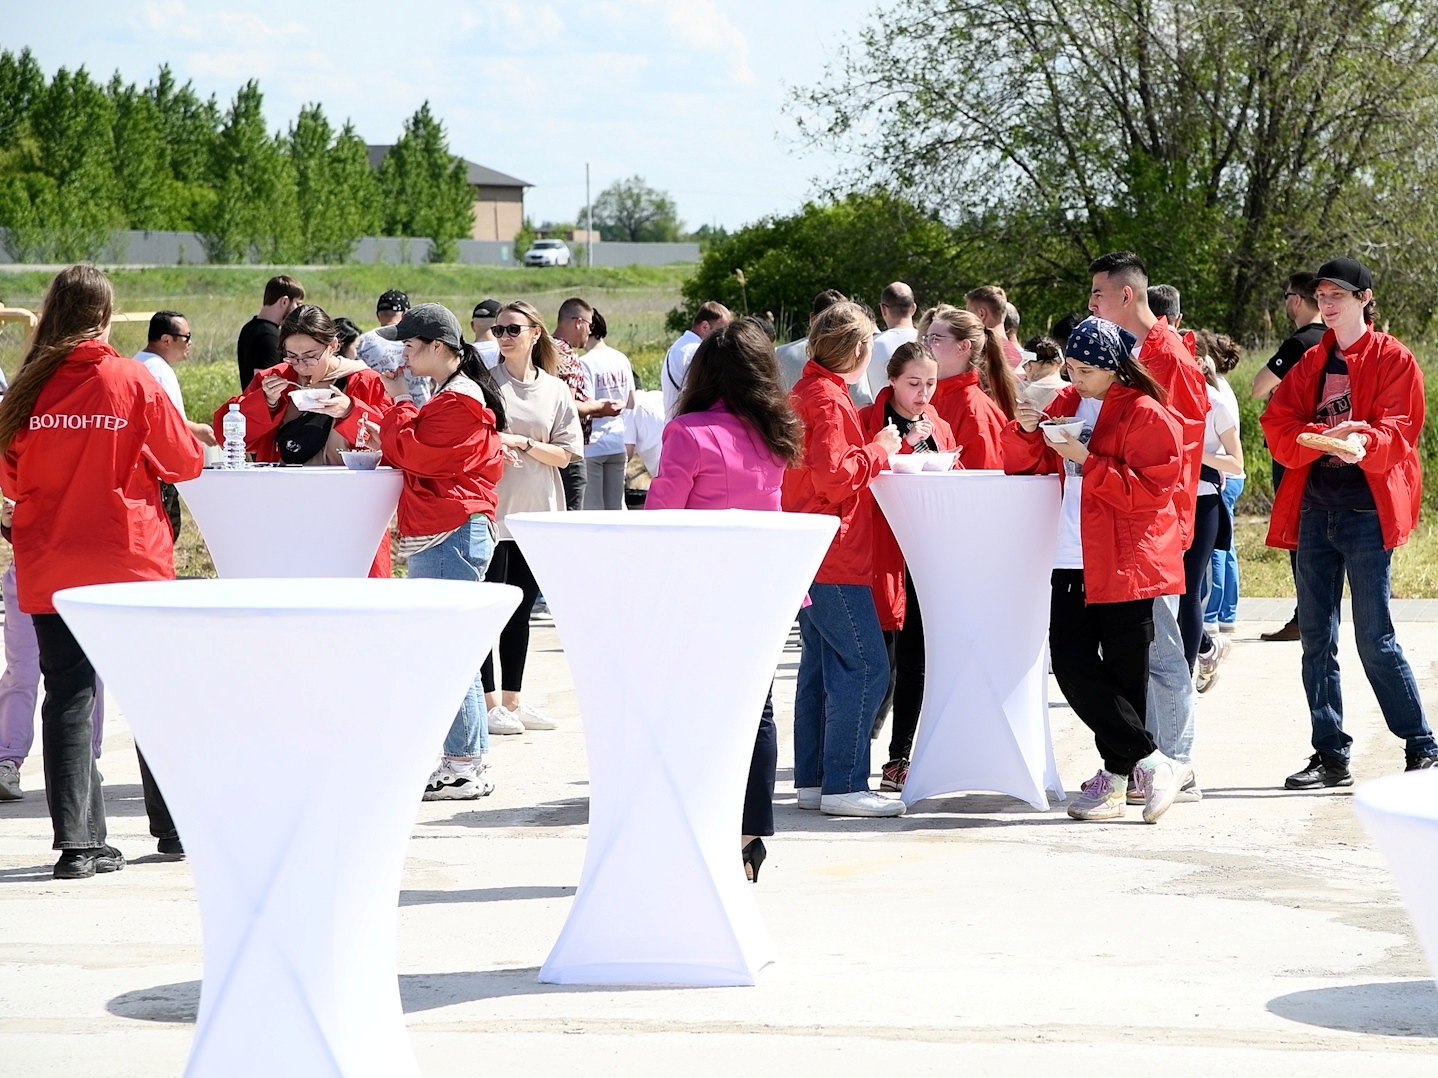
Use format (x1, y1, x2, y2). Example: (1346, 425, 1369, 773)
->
(2, 611, 1436, 1075)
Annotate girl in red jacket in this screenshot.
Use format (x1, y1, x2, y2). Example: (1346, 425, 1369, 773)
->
(1003, 316, 1192, 823)
(359, 303, 507, 801)
(0, 265, 203, 878)
(917, 305, 1017, 469)
(857, 341, 958, 792)
(216, 304, 394, 576)
(782, 301, 904, 817)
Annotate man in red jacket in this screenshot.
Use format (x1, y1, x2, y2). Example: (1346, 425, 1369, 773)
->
(1088, 252, 1208, 801)
(1261, 257, 1437, 786)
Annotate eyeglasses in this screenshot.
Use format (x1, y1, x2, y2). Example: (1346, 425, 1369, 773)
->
(168, 332, 192, 342)
(1283, 291, 1301, 300)
(284, 350, 327, 365)
(492, 323, 531, 338)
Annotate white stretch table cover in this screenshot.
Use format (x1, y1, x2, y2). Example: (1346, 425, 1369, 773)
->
(872, 472, 1065, 810)
(507, 509, 838, 987)
(54, 578, 521, 1078)
(178, 467, 402, 578)
(1354, 771, 1438, 983)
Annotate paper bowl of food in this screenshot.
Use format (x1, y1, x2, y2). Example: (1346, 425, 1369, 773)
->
(289, 387, 336, 412)
(920, 451, 959, 472)
(339, 450, 382, 471)
(888, 454, 926, 474)
(1041, 418, 1085, 444)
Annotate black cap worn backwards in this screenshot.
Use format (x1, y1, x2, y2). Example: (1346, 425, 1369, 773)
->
(376, 302, 464, 351)
(376, 289, 411, 313)
(1315, 257, 1373, 293)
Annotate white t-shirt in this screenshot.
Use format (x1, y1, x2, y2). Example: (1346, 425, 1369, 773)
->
(356, 330, 431, 407)
(1200, 382, 1238, 497)
(624, 389, 667, 477)
(580, 342, 635, 457)
(661, 330, 703, 418)
(133, 350, 184, 414)
(475, 339, 500, 369)
(1214, 375, 1243, 480)
(1053, 396, 1103, 571)
(867, 326, 919, 397)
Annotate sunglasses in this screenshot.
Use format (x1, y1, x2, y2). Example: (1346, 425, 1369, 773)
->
(168, 332, 193, 342)
(492, 323, 532, 338)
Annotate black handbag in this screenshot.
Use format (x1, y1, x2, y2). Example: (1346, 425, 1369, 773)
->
(275, 376, 349, 464)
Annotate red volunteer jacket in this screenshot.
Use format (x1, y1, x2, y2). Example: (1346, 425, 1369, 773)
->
(782, 361, 888, 585)
(1, 340, 203, 614)
(858, 387, 958, 629)
(1136, 320, 1207, 548)
(1003, 384, 1184, 604)
(1261, 326, 1424, 551)
(214, 359, 394, 462)
(379, 385, 503, 537)
(928, 369, 1006, 470)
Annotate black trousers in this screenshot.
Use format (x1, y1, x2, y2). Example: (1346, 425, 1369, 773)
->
(1049, 570, 1157, 776)
(137, 750, 177, 840)
(1179, 493, 1223, 670)
(560, 460, 587, 512)
(480, 540, 542, 694)
(875, 573, 926, 761)
(1272, 458, 1299, 612)
(743, 688, 777, 837)
(33, 614, 107, 850)
(160, 482, 182, 542)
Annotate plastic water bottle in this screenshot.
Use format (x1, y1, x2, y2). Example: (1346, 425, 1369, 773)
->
(221, 403, 246, 469)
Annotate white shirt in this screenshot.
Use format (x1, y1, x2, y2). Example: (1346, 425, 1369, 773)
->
(1214, 375, 1243, 480)
(661, 330, 703, 418)
(624, 390, 667, 477)
(580, 342, 635, 457)
(356, 330, 430, 406)
(1200, 382, 1238, 497)
(475, 339, 500, 369)
(1054, 396, 1103, 570)
(133, 350, 184, 414)
(867, 326, 918, 397)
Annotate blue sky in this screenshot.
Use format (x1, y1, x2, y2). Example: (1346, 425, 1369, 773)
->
(10, 0, 879, 231)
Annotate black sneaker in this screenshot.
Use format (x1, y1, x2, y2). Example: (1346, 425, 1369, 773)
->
(156, 835, 185, 859)
(1261, 617, 1301, 643)
(1285, 754, 1353, 790)
(53, 845, 126, 880)
(1406, 753, 1438, 772)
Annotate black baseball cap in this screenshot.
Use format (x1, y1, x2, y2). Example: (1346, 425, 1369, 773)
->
(376, 302, 464, 350)
(471, 298, 501, 320)
(376, 289, 411, 313)
(1315, 257, 1373, 293)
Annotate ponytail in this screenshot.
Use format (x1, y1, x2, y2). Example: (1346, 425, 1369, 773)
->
(980, 325, 1019, 420)
(445, 341, 508, 431)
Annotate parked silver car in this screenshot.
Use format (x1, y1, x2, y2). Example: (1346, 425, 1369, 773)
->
(523, 239, 572, 267)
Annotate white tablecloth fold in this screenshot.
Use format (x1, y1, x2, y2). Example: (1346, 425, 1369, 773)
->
(1354, 771, 1438, 985)
(507, 509, 838, 986)
(55, 578, 521, 1078)
(872, 472, 1065, 810)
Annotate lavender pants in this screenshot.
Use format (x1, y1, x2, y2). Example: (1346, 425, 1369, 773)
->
(0, 564, 105, 764)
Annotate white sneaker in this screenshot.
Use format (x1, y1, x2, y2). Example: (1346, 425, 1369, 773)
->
(512, 703, 557, 731)
(1069, 770, 1127, 820)
(1194, 636, 1231, 693)
(1134, 751, 1193, 823)
(1173, 773, 1203, 803)
(422, 759, 495, 800)
(0, 760, 20, 801)
(487, 706, 525, 735)
(796, 786, 822, 810)
(820, 790, 906, 817)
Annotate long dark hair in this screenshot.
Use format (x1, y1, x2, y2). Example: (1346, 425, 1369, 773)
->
(0, 264, 114, 453)
(676, 317, 803, 465)
(428, 339, 508, 432)
(1115, 355, 1168, 404)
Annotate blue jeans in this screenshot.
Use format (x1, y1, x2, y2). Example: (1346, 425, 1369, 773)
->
(407, 515, 495, 758)
(1205, 476, 1243, 626)
(794, 583, 890, 795)
(1146, 595, 1193, 763)
(1296, 507, 1436, 761)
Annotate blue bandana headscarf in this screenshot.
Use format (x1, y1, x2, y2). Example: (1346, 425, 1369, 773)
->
(1064, 316, 1137, 371)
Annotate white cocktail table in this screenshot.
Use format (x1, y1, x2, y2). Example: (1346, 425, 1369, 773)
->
(1354, 771, 1438, 984)
(54, 578, 520, 1078)
(177, 467, 402, 577)
(506, 509, 837, 986)
(871, 471, 1065, 810)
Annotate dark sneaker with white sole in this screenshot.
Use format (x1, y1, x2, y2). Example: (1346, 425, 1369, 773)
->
(1406, 753, 1438, 772)
(1285, 754, 1353, 790)
(156, 836, 185, 860)
(54, 845, 126, 879)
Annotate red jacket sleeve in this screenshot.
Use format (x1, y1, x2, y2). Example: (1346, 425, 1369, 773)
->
(1001, 386, 1079, 475)
(645, 423, 699, 509)
(215, 365, 288, 451)
(802, 394, 886, 504)
(142, 382, 204, 483)
(1082, 401, 1183, 514)
(331, 370, 394, 446)
(1357, 344, 1425, 475)
(379, 395, 495, 479)
(1259, 344, 1329, 470)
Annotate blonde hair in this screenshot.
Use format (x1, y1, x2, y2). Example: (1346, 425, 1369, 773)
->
(919, 304, 1019, 420)
(807, 300, 876, 375)
(498, 299, 561, 375)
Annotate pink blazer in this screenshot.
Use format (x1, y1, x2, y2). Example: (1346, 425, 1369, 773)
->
(645, 403, 785, 511)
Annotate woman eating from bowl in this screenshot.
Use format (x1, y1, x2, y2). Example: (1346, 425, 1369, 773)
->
(857, 341, 957, 792)
(356, 303, 510, 800)
(918, 305, 1017, 469)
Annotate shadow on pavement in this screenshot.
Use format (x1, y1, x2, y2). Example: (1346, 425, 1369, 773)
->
(400, 885, 573, 906)
(1267, 980, 1438, 1036)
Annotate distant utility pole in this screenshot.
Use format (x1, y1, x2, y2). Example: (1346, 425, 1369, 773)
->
(585, 163, 593, 269)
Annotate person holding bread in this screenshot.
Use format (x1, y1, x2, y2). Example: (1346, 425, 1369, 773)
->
(1261, 257, 1438, 787)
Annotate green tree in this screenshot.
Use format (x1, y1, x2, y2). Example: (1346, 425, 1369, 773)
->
(147, 66, 221, 229)
(794, 0, 1438, 338)
(585, 176, 681, 242)
(201, 80, 300, 263)
(378, 103, 473, 262)
(289, 105, 381, 263)
(109, 76, 174, 231)
(0, 48, 45, 154)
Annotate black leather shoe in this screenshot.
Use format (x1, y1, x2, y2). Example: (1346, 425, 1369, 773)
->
(1406, 753, 1438, 772)
(1261, 617, 1301, 642)
(1285, 754, 1353, 790)
(156, 836, 185, 859)
(53, 845, 126, 879)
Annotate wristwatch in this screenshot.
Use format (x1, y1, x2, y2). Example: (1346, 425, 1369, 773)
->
(524, 437, 534, 452)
